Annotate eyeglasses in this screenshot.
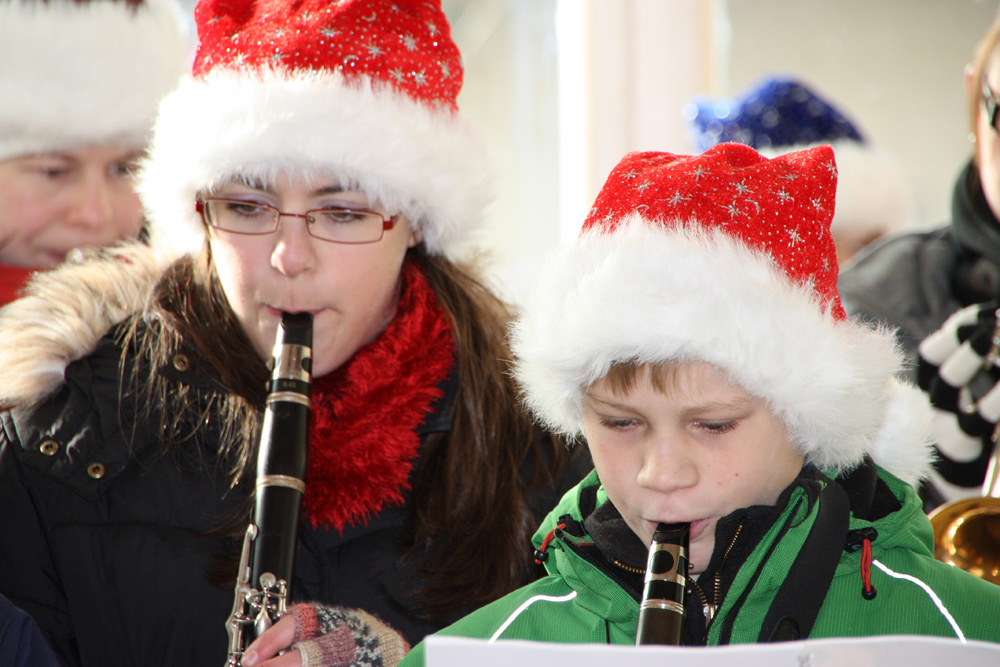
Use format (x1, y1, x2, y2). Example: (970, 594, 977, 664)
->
(196, 197, 397, 244)
(982, 76, 1000, 134)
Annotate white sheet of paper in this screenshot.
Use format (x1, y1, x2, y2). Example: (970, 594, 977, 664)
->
(425, 634, 1000, 667)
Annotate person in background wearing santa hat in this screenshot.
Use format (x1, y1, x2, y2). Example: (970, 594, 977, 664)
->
(685, 74, 914, 266)
(0, 1, 586, 666)
(0, 0, 188, 306)
(396, 144, 1000, 665)
(839, 12, 1000, 513)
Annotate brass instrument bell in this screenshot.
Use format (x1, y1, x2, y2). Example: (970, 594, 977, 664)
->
(928, 438, 1000, 585)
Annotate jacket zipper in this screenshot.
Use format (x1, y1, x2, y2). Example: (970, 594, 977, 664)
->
(701, 523, 743, 627)
(558, 532, 645, 601)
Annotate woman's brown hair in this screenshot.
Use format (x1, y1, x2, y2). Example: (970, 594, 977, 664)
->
(124, 241, 573, 618)
(405, 246, 574, 619)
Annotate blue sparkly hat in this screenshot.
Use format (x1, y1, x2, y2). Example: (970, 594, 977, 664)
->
(686, 75, 864, 153)
(684, 75, 911, 248)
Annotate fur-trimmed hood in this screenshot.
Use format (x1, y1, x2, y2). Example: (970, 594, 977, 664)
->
(0, 242, 177, 408)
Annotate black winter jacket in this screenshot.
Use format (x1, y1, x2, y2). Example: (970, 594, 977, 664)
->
(0, 329, 242, 666)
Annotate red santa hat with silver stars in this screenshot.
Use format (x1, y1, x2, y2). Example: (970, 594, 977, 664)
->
(138, 0, 490, 260)
(512, 143, 933, 484)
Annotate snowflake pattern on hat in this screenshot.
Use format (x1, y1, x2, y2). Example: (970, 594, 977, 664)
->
(193, 0, 462, 110)
(684, 76, 912, 245)
(139, 0, 492, 260)
(511, 142, 933, 483)
(584, 143, 844, 319)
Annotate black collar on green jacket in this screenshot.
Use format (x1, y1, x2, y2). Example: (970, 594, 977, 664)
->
(573, 457, 902, 645)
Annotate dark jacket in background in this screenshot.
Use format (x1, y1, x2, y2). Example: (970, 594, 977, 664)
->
(838, 159, 1000, 503)
(839, 160, 1000, 375)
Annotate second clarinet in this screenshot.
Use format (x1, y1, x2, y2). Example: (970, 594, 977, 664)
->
(635, 522, 690, 646)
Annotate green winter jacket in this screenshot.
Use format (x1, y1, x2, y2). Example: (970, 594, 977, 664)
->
(401, 466, 1000, 665)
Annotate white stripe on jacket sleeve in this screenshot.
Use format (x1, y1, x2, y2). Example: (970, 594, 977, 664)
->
(873, 559, 966, 642)
(488, 591, 579, 644)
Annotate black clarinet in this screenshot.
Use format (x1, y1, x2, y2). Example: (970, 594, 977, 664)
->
(635, 522, 689, 646)
(225, 312, 313, 665)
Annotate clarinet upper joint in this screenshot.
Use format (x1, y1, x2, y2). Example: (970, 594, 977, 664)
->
(224, 312, 313, 665)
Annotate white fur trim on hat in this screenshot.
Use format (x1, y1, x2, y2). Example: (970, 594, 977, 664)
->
(512, 215, 933, 483)
(0, 0, 188, 160)
(137, 68, 493, 261)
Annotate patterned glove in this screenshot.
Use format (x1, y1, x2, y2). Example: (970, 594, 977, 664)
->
(917, 301, 1000, 489)
(289, 603, 410, 667)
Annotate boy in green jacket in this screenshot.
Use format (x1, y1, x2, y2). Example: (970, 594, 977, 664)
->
(400, 143, 1000, 664)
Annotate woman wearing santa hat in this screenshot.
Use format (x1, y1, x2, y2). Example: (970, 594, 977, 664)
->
(0, 1, 584, 666)
(0, 0, 188, 306)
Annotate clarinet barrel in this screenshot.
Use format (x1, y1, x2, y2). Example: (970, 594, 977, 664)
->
(635, 522, 689, 646)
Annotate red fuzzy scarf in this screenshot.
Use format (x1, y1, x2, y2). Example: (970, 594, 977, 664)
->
(303, 262, 454, 531)
(0, 264, 36, 308)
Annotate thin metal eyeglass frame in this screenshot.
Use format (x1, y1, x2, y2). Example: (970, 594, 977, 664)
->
(982, 76, 1000, 134)
(195, 197, 397, 244)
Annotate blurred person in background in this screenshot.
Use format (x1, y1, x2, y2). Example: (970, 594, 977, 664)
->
(838, 12, 1000, 511)
(0, 0, 188, 306)
(687, 74, 913, 265)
